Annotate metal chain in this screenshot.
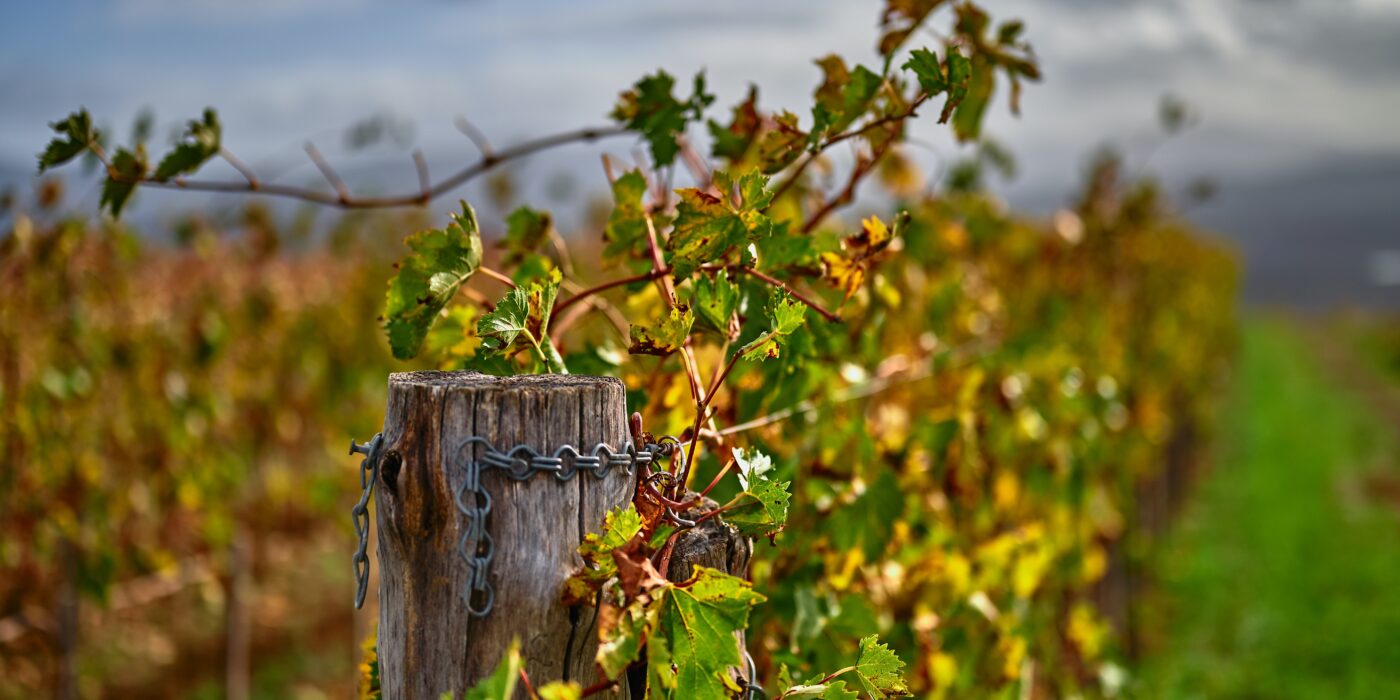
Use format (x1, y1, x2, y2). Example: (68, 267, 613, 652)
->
(452, 435, 677, 618)
(348, 430, 677, 615)
(348, 432, 384, 610)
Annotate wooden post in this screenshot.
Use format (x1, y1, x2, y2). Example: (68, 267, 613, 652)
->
(374, 371, 633, 699)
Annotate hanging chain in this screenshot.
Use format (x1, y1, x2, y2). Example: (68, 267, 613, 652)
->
(347, 430, 678, 615)
(452, 436, 677, 618)
(348, 432, 384, 610)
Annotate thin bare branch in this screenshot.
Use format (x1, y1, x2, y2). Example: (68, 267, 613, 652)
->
(114, 125, 627, 210)
(218, 148, 259, 188)
(303, 142, 350, 203)
(768, 93, 931, 207)
(735, 266, 840, 323)
(801, 136, 894, 234)
(453, 116, 495, 157)
(412, 150, 430, 198)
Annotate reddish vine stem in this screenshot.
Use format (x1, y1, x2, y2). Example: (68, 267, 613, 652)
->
(801, 135, 895, 234)
(680, 350, 743, 487)
(742, 266, 840, 322)
(766, 92, 930, 208)
(478, 265, 518, 288)
(519, 668, 539, 699)
(579, 679, 618, 698)
(555, 264, 837, 324)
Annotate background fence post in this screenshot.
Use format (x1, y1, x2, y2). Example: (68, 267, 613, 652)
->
(374, 371, 633, 699)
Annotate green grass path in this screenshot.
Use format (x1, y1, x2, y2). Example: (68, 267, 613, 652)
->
(1141, 319, 1400, 698)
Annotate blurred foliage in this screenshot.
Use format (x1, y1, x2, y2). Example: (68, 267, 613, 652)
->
(16, 0, 1241, 697)
(0, 199, 410, 693)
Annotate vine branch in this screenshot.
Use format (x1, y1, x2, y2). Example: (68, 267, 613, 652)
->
(110, 125, 627, 210)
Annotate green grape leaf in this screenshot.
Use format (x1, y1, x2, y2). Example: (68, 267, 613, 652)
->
(628, 305, 694, 356)
(941, 49, 973, 124)
(738, 293, 806, 361)
(667, 169, 773, 276)
(476, 270, 565, 372)
(477, 287, 529, 350)
(154, 108, 221, 180)
(502, 206, 552, 264)
(611, 70, 714, 166)
(902, 48, 947, 95)
(646, 568, 766, 700)
(723, 475, 790, 539)
(854, 635, 909, 698)
(783, 681, 860, 700)
(383, 202, 483, 360)
(691, 271, 739, 336)
(101, 146, 148, 218)
(457, 637, 521, 700)
(603, 170, 650, 259)
(536, 682, 581, 700)
(37, 110, 97, 173)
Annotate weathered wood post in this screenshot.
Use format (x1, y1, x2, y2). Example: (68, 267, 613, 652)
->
(374, 371, 634, 699)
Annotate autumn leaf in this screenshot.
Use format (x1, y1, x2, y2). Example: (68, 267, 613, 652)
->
(667, 169, 774, 276)
(820, 214, 902, 302)
(629, 305, 695, 356)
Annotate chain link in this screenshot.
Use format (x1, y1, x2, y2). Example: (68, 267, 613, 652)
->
(452, 436, 677, 617)
(348, 433, 384, 610)
(349, 431, 677, 615)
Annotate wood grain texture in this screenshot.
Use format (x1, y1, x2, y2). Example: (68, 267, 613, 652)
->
(376, 371, 632, 699)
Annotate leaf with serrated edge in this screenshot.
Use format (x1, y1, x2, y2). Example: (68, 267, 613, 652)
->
(723, 477, 791, 538)
(383, 202, 483, 360)
(854, 635, 910, 698)
(476, 270, 563, 371)
(628, 305, 694, 356)
(738, 294, 806, 361)
(667, 169, 773, 276)
(646, 567, 766, 700)
(37, 110, 96, 173)
(155, 108, 221, 180)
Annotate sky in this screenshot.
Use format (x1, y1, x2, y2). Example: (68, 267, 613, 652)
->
(1, 0, 1397, 307)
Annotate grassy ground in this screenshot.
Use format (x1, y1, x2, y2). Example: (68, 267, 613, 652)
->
(1139, 319, 1400, 698)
